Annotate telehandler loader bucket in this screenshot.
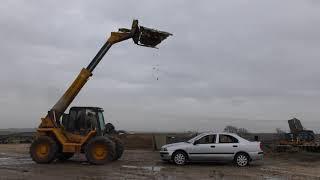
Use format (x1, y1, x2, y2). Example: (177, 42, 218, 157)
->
(118, 20, 172, 48)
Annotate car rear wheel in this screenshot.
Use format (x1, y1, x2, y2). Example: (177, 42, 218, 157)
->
(235, 153, 249, 167)
(172, 151, 187, 165)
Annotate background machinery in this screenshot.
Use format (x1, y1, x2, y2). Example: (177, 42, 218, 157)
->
(279, 118, 315, 146)
(30, 20, 172, 165)
(276, 118, 317, 152)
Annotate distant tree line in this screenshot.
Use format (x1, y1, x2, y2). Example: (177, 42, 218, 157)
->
(223, 125, 250, 137)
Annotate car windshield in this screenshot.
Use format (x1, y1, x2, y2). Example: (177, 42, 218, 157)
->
(186, 134, 202, 143)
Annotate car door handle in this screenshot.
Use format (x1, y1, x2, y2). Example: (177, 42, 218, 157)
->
(210, 145, 215, 148)
(233, 145, 238, 147)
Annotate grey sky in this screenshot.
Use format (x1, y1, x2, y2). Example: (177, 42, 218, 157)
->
(1, 0, 320, 132)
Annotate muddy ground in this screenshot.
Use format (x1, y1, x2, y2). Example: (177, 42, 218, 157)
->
(0, 144, 320, 180)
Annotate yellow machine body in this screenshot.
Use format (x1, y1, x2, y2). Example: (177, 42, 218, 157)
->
(36, 68, 94, 153)
(30, 20, 171, 164)
(36, 128, 96, 153)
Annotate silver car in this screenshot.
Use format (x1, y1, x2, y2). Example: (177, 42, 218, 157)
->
(160, 132, 263, 166)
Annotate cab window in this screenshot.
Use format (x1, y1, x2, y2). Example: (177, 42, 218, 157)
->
(98, 112, 105, 133)
(196, 135, 216, 144)
(219, 134, 239, 143)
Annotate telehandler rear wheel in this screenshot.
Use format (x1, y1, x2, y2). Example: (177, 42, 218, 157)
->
(85, 136, 115, 165)
(106, 135, 124, 161)
(30, 136, 58, 164)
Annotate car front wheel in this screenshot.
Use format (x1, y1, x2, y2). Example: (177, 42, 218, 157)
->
(235, 153, 249, 167)
(172, 151, 187, 165)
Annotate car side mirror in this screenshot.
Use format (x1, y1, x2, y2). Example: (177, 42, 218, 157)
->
(193, 140, 199, 145)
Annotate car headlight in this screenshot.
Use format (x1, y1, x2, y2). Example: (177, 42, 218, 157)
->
(161, 147, 167, 151)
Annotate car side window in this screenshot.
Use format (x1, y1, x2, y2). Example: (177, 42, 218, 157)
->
(196, 135, 216, 144)
(219, 135, 239, 143)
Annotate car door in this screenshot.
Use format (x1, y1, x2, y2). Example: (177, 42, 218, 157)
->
(188, 134, 217, 161)
(213, 134, 240, 161)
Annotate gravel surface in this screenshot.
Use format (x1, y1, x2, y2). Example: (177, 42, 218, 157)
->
(0, 144, 319, 180)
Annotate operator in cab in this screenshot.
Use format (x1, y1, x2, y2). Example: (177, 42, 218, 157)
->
(87, 112, 97, 130)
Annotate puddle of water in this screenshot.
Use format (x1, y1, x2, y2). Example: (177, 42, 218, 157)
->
(122, 165, 163, 172)
(0, 157, 32, 166)
(0, 153, 7, 158)
(143, 166, 162, 172)
(263, 176, 285, 180)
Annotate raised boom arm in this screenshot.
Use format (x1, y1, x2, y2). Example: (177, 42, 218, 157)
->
(39, 20, 172, 128)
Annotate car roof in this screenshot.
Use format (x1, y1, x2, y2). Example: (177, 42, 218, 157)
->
(201, 132, 238, 136)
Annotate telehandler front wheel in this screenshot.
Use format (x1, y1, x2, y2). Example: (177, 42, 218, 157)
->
(85, 137, 116, 165)
(30, 136, 58, 164)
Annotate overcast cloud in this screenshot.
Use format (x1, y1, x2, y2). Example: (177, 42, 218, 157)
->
(1, 0, 320, 133)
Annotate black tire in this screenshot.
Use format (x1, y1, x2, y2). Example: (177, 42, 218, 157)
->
(85, 136, 116, 165)
(172, 151, 187, 165)
(105, 123, 116, 134)
(234, 153, 250, 167)
(30, 136, 58, 164)
(56, 152, 74, 161)
(106, 135, 124, 161)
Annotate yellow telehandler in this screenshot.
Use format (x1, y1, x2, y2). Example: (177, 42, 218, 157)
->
(30, 20, 171, 165)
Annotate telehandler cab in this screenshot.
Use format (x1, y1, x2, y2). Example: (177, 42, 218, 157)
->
(30, 20, 171, 165)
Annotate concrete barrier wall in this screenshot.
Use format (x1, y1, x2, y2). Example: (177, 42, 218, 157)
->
(2, 132, 318, 151)
(120, 133, 283, 150)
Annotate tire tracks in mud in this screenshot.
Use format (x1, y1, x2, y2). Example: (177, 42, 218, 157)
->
(260, 166, 320, 180)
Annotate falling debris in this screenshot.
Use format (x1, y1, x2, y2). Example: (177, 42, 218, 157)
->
(152, 65, 160, 80)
